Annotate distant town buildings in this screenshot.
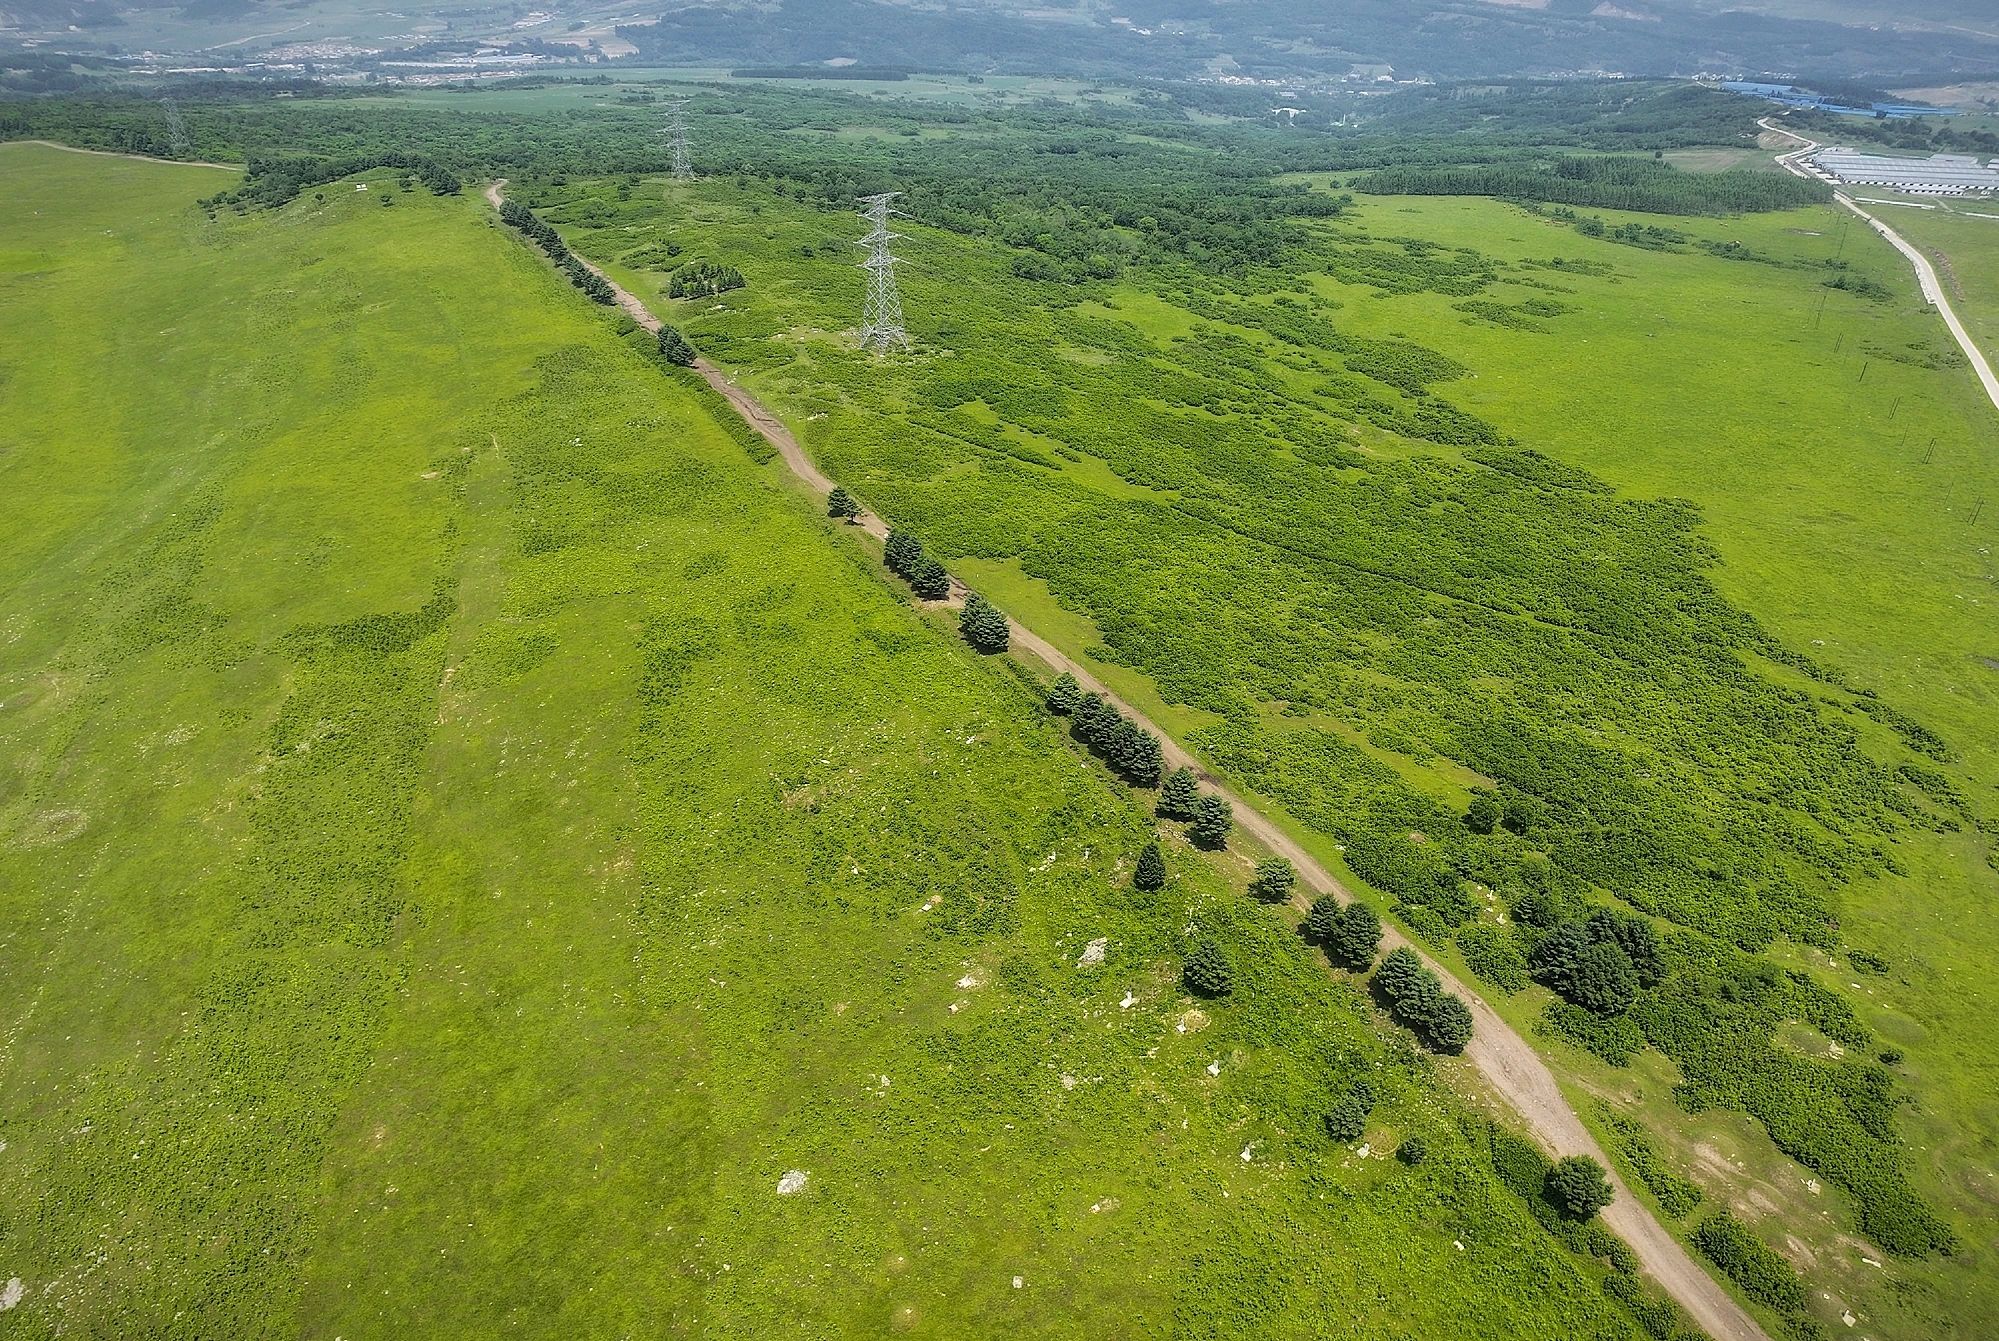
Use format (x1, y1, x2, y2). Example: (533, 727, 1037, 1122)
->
(1720, 80, 1956, 120)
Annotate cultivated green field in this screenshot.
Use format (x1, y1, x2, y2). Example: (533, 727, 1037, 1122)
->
(537, 166, 1999, 1338)
(0, 143, 1681, 1339)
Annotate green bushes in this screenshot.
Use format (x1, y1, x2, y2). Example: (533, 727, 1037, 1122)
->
(1597, 1105, 1703, 1220)
(1456, 922, 1528, 992)
(499, 197, 615, 305)
(656, 323, 698, 366)
(1690, 1211, 1807, 1314)
(1324, 1079, 1376, 1143)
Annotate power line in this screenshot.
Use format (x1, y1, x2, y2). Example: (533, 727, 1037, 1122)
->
(856, 192, 910, 353)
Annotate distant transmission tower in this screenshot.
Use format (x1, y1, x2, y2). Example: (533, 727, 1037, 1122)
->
(160, 97, 191, 160)
(856, 192, 910, 353)
(663, 98, 694, 181)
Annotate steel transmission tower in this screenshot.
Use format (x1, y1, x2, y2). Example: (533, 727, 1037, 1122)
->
(856, 192, 910, 353)
(160, 97, 191, 160)
(663, 99, 694, 181)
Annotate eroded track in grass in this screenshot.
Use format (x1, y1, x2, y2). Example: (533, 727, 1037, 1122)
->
(484, 178, 1771, 1341)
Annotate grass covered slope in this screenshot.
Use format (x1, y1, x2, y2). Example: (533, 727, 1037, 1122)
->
(0, 144, 1659, 1339)
(533, 169, 1997, 1336)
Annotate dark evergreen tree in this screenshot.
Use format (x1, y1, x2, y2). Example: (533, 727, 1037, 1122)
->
(1247, 857, 1295, 904)
(1125, 730, 1164, 788)
(1303, 895, 1342, 943)
(656, 324, 697, 366)
(910, 556, 950, 601)
(959, 592, 1010, 653)
(1547, 1155, 1615, 1220)
(1183, 938, 1233, 998)
(1586, 908, 1664, 987)
(1106, 719, 1143, 774)
(1326, 902, 1382, 970)
(1189, 795, 1233, 850)
(1396, 1137, 1429, 1166)
(1425, 994, 1474, 1053)
(1157, 767, 1199, 821)
(1045, 672, 1082, 716)
(1134, 841, 1167, 893)
(826, 485, 861, 521)
(1071, 693, 1107, 743)
(884, 529, 921, 577)
(1373, 945, 1426, 1000)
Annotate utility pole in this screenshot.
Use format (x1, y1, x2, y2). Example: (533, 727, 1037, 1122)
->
(160, 97, 191, 160)
(857, 192, 910, 353)
(663, 98, 694, 181)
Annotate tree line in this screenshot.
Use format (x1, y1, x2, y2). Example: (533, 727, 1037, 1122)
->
(499, 198, 616, 306)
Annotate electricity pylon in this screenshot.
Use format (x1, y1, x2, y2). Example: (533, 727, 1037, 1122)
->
(160, 97, 191, 160)
(663, 99, 693, 181)
(856, 192, 910, 353)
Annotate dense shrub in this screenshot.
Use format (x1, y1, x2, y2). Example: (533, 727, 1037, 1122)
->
(1324, 1079, 1376, 1143)
(1690, 1212, 1806, 1313)
(1547, 1155, 1614, 1221)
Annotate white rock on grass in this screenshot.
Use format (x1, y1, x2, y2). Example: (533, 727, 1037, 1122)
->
(776, 1170, 808, 1196)
(1, 1279, 21, 1312)
(1076, 938, 1107, 968)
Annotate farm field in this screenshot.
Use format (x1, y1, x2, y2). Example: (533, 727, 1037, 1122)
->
(0, 142, 1679, 1339)
(537, 166, 1999, 1338)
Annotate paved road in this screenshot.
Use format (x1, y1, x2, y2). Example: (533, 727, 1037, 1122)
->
(1760, 118, 1999, 416)
(486, 180, 1771, 1341)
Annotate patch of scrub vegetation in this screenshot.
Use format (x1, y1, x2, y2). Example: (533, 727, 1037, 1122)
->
(534, 160, 1981, 1293)
(0, 143, 1673, 1340)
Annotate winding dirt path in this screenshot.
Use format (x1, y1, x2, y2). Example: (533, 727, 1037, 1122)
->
(1759, 117, 1999, 416)
(486, 180, 1770, 1341)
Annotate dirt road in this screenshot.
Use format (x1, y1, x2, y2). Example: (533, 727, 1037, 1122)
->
(485, 180, 1770, 1341)
(12, 139, 235, 171)
(1760, 118, 1999, 416)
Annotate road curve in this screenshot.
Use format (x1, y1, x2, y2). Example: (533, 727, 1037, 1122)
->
(1759, 117, 1999, 416)
(486, 179, 1771, 1341)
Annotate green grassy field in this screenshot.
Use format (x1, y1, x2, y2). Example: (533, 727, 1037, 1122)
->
(1868, 204, 1999, 365)
(0, 143, 1682, 1339)
(536, 167, 1999, 1338)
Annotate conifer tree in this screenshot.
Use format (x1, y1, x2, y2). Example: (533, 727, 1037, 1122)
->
(656, 324, 697, 366)
(1189, 795, 1233, 851)
(1248, 857, 1296, 904)
(1125, 730, 1164, 788)
(1326, 902, 1382, 971)
(826, 486, 861, 521)
(884, 529, 921, 577)
(1183, 938, 1233, 998)
(1045, 672, 1083, 716)
(910, 556, 950, 601)
(1134, 841, 1167, 893)
(1303, 895, 1342, 942)
(1157, 767, 1199, 821)
(960, 593, 1010, 653)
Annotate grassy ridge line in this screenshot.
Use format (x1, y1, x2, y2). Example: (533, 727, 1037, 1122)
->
(487, 179, 1770, 1341)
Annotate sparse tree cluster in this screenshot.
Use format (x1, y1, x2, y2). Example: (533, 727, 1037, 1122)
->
(1373, 946, 1474, 1053)
(499, 198, 615, 305)
(1529, 908, 1663, 1016)
(884, 528, 949, 600)
(656, 324, 697, 366)
(1048, 689, 1164, 788)
(667, 258, 747, 299)
(959, 593, 1010, 653)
